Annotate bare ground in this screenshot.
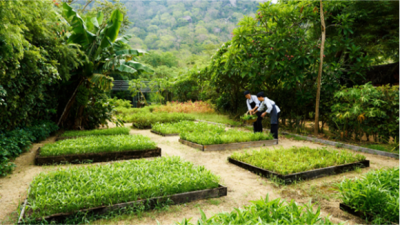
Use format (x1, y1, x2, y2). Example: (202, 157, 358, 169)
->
(0, 125, 398, 224)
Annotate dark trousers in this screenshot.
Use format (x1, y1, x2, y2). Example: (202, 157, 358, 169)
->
(253, 111, 263, 133)
(270, 112, 280, 139)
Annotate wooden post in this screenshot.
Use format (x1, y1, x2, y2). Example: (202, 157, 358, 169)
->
(314, 0, 326, 135)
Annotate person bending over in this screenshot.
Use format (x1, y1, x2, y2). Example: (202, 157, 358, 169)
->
(257, 92, 280, 139)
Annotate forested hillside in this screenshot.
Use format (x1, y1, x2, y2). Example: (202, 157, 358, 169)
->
(122, 0, 261, 53)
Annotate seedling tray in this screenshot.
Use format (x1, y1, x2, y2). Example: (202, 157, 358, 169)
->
(34, 147, 161, 165)
(228, 157, 370, 184)
(151, 130, 179, 137)
(179, 139, 278, 151)
(18, 185, 227, 224)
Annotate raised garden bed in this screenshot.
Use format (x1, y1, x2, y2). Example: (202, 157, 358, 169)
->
(179, 139, 278, 151)
(150, 130, 178, 137)
(339, 203, 375, 222)
(228, 157, 369, 184)
(281, 131, 399, 159)
(57, 127, 130, 141)
(19, 185, 227, 224)
(34, 147, 161, 165)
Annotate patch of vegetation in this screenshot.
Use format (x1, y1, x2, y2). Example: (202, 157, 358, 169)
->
(283, 134, 307, 141)
(25, 157, 220, 220)
(180, 129, 273, 145)
(40, 135, 157, 156)
(152, 121, 225, 135)
(122, 113, 195, 129)
(61, 127, 130, 137)
(153, 101, 215, 113)
(176, 195, 334, 224)
(230, 147, 366, 175)
(190, 112, 241, 126)
(363, 144, 399, 154)
(337, 167, 399, 224)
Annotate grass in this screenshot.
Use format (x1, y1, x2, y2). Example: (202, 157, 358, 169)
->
(61, 127, 130, 137)
(180, 129, 274, 145)
(25, 157, 220, 220)
(189, 112, 241, 126)
(175, 195, 334, 224)
(114, 107, 151, 117)
(283, 134, 307, 141)
(121, 112, 195, 129)
(153, 101, 215, 114)
(337, 167, 399, 224)
(230, 146, 366, 175)
(363, 143, 399, 154)
(39, 135, 157, 156)
(151, 121, 225, 135)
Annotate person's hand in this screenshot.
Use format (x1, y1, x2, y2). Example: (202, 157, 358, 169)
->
(261, 112, 267, 118)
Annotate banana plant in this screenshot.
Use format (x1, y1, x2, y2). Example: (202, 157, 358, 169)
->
(57, 3, 151, 128)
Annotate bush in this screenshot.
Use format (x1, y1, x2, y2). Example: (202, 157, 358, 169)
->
(0, 120, 58, 177)
(330, 83, 399, 143)
(109, 97, 132, 108)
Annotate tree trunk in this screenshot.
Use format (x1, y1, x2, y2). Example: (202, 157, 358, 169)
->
(57, 79, 83, 126)
(314, 0, 326, 135)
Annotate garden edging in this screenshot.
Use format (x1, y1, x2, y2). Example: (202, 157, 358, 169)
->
(281, 131, 399, 159)
(179, 139, 278, 151)
(34, 147, 162, 165)
(150, 130, 179, 136)
(228, 157, 370, 184)
(18, 185, 227, 224)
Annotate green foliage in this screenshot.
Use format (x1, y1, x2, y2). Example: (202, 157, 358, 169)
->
(176, 195, 334, 225)
(330, 83, 399, 143)
(121, 113, 195, 129)
(109, 97, 132, 108)
(337, 168, 399, 224)
(0, 121, 58, 177)
(61, 127, 130, 137)
(230, 147, 366, 175)
(114, 106, 151, 116)
(152, 121, 225, 135)
(181, 129, 273, 145)
(0, 0, 83, 130)
(40, 134, 156, 156)
(26, 156, 220, 219)
(240, 114, 257, 120)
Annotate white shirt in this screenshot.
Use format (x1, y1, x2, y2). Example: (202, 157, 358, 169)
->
(246, 95, 260, 111)
(258, 97, 281, 114)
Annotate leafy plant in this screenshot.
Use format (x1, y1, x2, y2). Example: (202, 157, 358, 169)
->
(61, 127, 130, 137)
(109, 97, 132, 108)
(180, 129, 273, 145)
(152, 121, 225, 135)
(26, 157, 220, 219)
(330, 83, 399, 143)
(230, 147, 366, 175)
(175, 195, 334, 225)
(240, 114, 257, 121)
(337, 168, 399, 224)
(121, 112, 195, 129)
(40, 135, 156, 156)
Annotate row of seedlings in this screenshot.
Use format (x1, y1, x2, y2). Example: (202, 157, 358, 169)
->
(20, 127, 227, 223)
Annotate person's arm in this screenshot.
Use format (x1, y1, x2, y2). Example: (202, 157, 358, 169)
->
(246, 99, 251, 111)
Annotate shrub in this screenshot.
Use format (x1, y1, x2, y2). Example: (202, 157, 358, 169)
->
(0, 120, 58, 176)
(337, 167, 399, 224)
(109, 97, 132, 108)
(26, 157, 220, 219)
(180, 129, 273, 145)
(40, 135, 156, 156)
(61, 127, 130, 137)
(330, 83, 399, 143)
(230, 147, 366, 175)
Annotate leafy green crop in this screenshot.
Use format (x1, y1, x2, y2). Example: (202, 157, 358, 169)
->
(337, 167, 399, 224)
(152, 121, 225, 135)
(40, 135, 157, 156)
(175, 195, 334, 225)
(180, 129, 273, 145)
(26, 157, 220, 219)
(231, 147, 366, 175)
(240, 114, 257, 120)
(61, 127, 130, 137)
(122, 112, 195, 129)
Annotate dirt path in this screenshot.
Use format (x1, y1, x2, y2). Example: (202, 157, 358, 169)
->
(0, 126, 398, 224)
